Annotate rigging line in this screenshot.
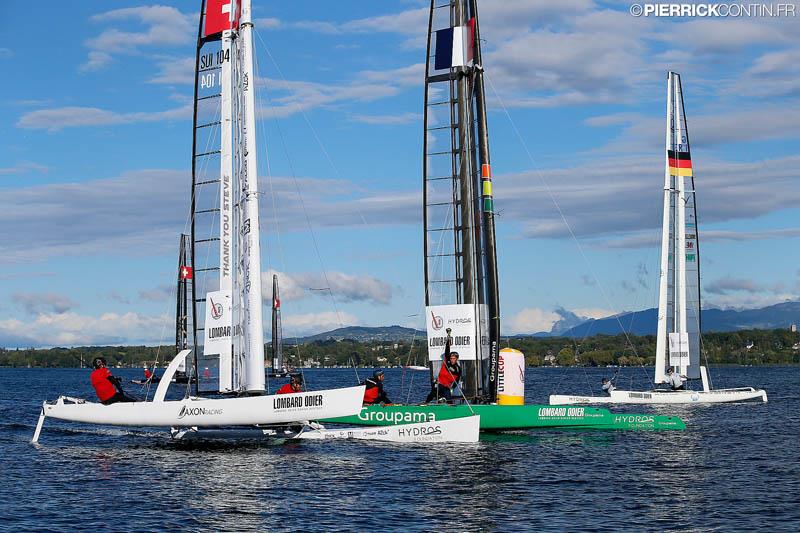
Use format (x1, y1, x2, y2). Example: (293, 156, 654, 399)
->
(251, 31, 345, 330)
(484, 74, 642, 363)
(255, 31, 369, 229)
(252, 30, 355, 384)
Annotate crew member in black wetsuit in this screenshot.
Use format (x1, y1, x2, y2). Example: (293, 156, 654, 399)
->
(425, 328, 462, 404)
(363, 370, 392, 405)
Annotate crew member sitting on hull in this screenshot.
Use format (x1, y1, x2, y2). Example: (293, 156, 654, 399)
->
(363, 370, 392, 405)
(601, 377, 616, 395)
(91, 357, 137, 405)
(277, 374, 303, 394)
(425, 328, 462, 404)
(666, 367, 685, 390)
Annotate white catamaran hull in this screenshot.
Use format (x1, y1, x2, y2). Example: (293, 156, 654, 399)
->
(39, 386, 366, 428)
(549, 387, 768, 405)
(296, 415, 480, 443)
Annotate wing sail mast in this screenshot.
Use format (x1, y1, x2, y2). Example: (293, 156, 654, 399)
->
(271, 274, 284, 372)
(191, 0, 265, 395)
(423, 0, 500, 401)
(655, 71, 701, 383)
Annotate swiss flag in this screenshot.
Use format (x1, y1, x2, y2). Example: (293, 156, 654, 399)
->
(273, 298, 280, 309)
(180, 266, 193, 280)
(204, 0, 240, 37)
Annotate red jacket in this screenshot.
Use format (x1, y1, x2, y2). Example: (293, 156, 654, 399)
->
(437, 360, 461, 388)
(277, 383, 300, 394)
(91, 368, 117, 402)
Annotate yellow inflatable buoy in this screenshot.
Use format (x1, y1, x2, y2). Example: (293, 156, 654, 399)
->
(497, 348, 525, 405)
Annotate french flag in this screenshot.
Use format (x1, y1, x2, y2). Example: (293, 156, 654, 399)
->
(434, 18, 475, 70)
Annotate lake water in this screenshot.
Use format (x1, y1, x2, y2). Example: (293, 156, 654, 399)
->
(2, 366, 798, 531)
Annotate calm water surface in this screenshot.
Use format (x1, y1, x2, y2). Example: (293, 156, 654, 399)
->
(1, 366, 798, 531)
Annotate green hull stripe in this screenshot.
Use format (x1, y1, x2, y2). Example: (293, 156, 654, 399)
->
(321, 404, 685, 431)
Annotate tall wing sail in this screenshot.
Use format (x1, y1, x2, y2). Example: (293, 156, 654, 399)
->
(423, 0, 499, 400)
(655, 72, 700, 382)
(192, 0, 237, 393)
(673, 73, 701, 379)
(232, 0, 266, 393)
(271, 274, 283, 371)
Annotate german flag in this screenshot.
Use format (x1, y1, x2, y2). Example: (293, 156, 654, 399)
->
(668, 149, 693, 177)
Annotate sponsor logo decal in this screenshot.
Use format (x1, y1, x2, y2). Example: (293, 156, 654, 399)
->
(356, 408, 434, 424)
(431, 311, 443, 330)
(210, 297, 224, 320)
(178, 405, 224, 419)
(397, 425, 443, 438)
(273, 394, 324, 410)
(537, 407, 585, 417)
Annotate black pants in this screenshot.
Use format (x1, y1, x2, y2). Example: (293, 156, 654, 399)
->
(425, 384, 454, 403)
(671, 385, 685, 391)
(102, 392, 137, 405)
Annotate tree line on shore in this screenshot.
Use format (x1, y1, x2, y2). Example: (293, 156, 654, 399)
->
(2, 328, 798, 369)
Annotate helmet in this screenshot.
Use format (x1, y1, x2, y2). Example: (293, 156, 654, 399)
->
(290, 373, 303, 385)
(373, 369, 384, 378)
(92, 357, 107, 369)
(449, 352, 459, 359)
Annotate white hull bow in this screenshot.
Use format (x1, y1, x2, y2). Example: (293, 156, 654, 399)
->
(297, 415, 480, 443)
(549, 387, 767, 405)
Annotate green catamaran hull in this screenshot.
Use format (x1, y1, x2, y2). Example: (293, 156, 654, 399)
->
(322, 404, 685, 431)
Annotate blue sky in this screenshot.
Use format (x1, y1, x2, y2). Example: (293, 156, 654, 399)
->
(1, 0, 799, 347)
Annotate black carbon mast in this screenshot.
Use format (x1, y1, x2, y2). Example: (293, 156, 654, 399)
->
(423, 0, 500, 402)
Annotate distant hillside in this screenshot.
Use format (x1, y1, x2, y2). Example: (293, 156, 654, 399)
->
(558, 301, 800, 338)
(294, 325, 426, 344)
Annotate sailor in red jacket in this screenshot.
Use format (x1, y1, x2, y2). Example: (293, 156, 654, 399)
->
(90, 357, 136, 405)
(363, 370, 392, 405)
(425, 329, 462, 403)
(276, 374, 303, 394)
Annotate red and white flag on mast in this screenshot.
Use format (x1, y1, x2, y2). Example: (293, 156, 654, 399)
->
(204, 0, 240, 37)
(179, 266, 193, 280)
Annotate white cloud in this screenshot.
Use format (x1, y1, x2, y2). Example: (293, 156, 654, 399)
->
(0, 311, 170, 348)
(16, 104, 192, 132)
(263, 270, 392, 306)
(571, 308, 615, 320)
(504, 155, 800, 240)
(12, 292, 77, 315)
(506, 307, 561, 334)
(0, 161, 50, 175)
(281, 311, 359, 337)
(82, 6, 194, 71)
(139, 285, 174, 303)
(255, 17, 282, 29)
(148, 56, 196, 85)
(349, 112, 421, 125)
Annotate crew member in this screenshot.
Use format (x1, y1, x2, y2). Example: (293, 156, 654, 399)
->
(425, 328, 462, 404)
(363, 370, 392, 405)
(143, 366, 153, 382)
(601, 377, 616, 395)
(91, 357, 136, 405)
(666, 367, 685, 390)
(277, 374, 303, 394)
(601, 369, 618, 395)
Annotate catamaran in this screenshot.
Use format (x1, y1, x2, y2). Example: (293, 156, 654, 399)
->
(549, 72, 767, 405)
(32, 0, 367, 443)
(323, 0, 684, 431)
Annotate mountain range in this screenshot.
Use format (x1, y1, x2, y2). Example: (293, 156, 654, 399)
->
(537, 301, 800, 337)
(297, 301, 800, 342)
